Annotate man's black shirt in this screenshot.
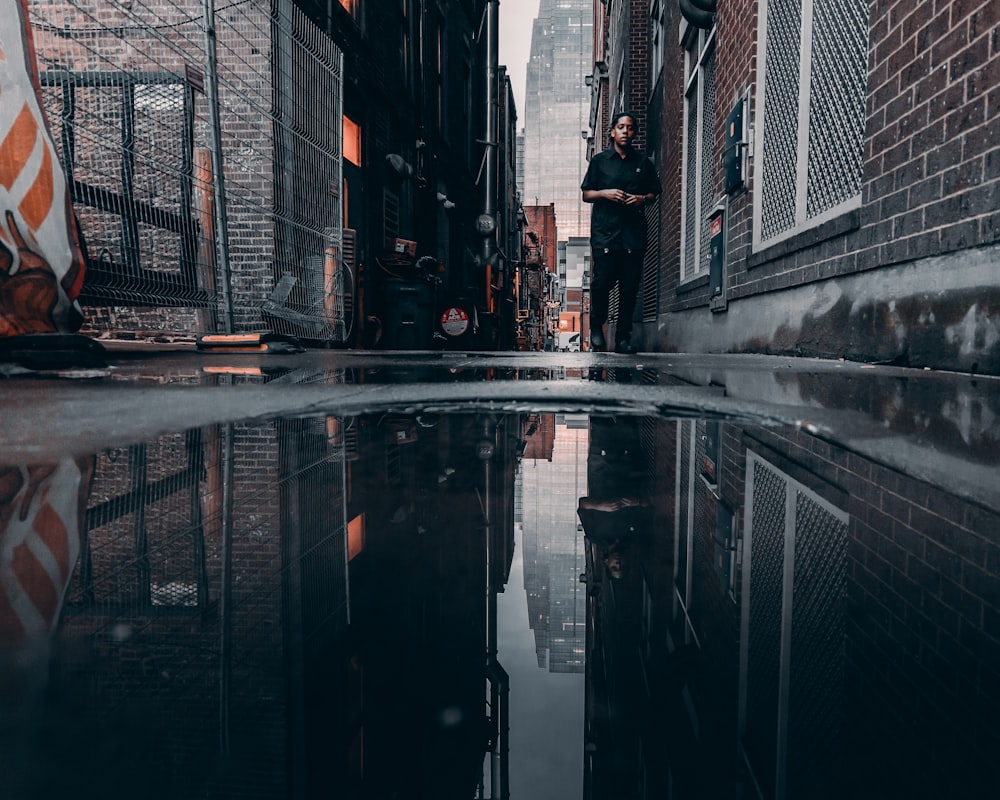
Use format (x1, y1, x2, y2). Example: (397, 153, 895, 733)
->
(581, 146, 661, 251)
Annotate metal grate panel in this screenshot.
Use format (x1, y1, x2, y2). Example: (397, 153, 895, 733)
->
(758, 0, 802, 243)
(683, 82, 700, 277)
(787, 490, 848, 796)
(744, 458, 786, 796)
(641, 198, 660, 321)
(756, 0, 868, 248)
(676, 422, 693, 599)
(698, 50, 717, 271)
(806, 0, 868, 219)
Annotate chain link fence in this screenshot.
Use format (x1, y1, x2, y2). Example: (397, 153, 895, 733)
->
(27, 0, 350, 342)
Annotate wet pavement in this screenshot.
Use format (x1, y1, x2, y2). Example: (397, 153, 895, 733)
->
(1, 346, 998, 799)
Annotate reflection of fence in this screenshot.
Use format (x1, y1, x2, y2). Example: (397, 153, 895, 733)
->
(27, 0, 349, 342)
(61, 414, 351, 794)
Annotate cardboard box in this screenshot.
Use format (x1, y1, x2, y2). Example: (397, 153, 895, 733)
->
(390, 237, 417, 257)
(386, 421, 417, 444)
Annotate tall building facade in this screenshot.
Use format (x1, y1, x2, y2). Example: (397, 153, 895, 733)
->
(522, 0, 592, 241)
(519, 416, 589, 673)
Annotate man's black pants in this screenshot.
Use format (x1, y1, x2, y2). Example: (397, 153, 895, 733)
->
(590, 248, 643, 343)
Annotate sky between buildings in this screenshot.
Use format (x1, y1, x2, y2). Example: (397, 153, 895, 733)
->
(499, 0, 541, 124)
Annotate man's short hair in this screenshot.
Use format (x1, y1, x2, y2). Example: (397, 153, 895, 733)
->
(609, 111, 639, 133)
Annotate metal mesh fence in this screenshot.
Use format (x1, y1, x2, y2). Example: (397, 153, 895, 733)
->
(27, 0, 348, 341)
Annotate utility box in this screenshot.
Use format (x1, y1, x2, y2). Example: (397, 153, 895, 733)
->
(723, 97, 747, 194)
(708, 202, 727, 312)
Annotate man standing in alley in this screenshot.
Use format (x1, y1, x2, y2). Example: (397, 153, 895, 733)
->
(581, 112, 660, 354)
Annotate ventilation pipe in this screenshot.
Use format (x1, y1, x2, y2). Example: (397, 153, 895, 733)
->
(680, 0, 716, 29)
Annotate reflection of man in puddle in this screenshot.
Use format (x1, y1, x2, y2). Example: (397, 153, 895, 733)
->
(577, 416, 651, 580)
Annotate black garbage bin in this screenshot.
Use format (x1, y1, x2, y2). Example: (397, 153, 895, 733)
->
(381, 279, 434, 349)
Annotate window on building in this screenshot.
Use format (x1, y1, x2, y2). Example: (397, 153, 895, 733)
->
(348, 513, 365, 560)
(343, 116, 361, 166)
(680, 27, 716, 282)
(650, 0, 666, 87)
(752, 0, 868, 251)
(343, 116, 361, 229)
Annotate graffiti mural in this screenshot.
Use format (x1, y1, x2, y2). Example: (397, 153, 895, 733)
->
(0, 0, 85, 336)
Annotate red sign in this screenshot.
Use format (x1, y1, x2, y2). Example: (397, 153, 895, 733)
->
(440, 307, 469, 337)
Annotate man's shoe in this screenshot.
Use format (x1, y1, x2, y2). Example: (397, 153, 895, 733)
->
(615, 339, 638, 355)
(590, 330, 606, 351)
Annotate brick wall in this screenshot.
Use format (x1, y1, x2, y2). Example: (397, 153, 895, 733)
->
(524, 204, 559, 274)
(627, 0, 651, 152)
(678, 0, 999, 300)
(640, 0, 999, 371)
(652, 3, 687, 318)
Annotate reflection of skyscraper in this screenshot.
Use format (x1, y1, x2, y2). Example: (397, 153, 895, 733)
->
(522, 0, 592, 241)
(518, 414, 588, 672)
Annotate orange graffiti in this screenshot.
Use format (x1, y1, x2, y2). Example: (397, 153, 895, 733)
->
(19, 140, 54, 230)
(0, 210, 60, 336)
(0, 102, 39, 191)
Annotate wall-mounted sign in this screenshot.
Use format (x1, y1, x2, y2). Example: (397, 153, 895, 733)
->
(440, 307, 469, 337)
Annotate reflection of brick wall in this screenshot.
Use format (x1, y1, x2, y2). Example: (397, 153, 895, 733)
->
(52, 418, 320, 796)
(732, 425, 1000, 795)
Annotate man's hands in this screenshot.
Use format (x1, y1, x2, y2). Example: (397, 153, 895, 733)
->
(579, 496, 650, 512)
(604, 188, 644, 206)
(581, 188, 649, 206)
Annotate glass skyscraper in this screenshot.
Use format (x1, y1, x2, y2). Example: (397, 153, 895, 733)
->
(522, 0, 592, 241)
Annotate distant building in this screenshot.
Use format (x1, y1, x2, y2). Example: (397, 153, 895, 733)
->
(561, 237, 591, 343)
(522, 0, 593, 242)
(520, 204, 559, 350)
(519, 417, 588, 673)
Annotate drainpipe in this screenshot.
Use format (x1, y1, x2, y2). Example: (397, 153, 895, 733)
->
(202, 0, 234, 333)
(487, 658, 510, 800)
(479, 416, 508, 799)
(218, 421, 235, 755)
(479, 0, 500, 266)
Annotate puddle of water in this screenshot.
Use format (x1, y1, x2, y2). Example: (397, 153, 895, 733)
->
(1, 355, 998, 798)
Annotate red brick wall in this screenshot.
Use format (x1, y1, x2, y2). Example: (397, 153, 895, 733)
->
(524, 204, 559, 274)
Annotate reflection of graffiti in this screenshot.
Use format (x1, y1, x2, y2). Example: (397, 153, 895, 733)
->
(0, 0, 86, 335)
(0, 457, 94, 642)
